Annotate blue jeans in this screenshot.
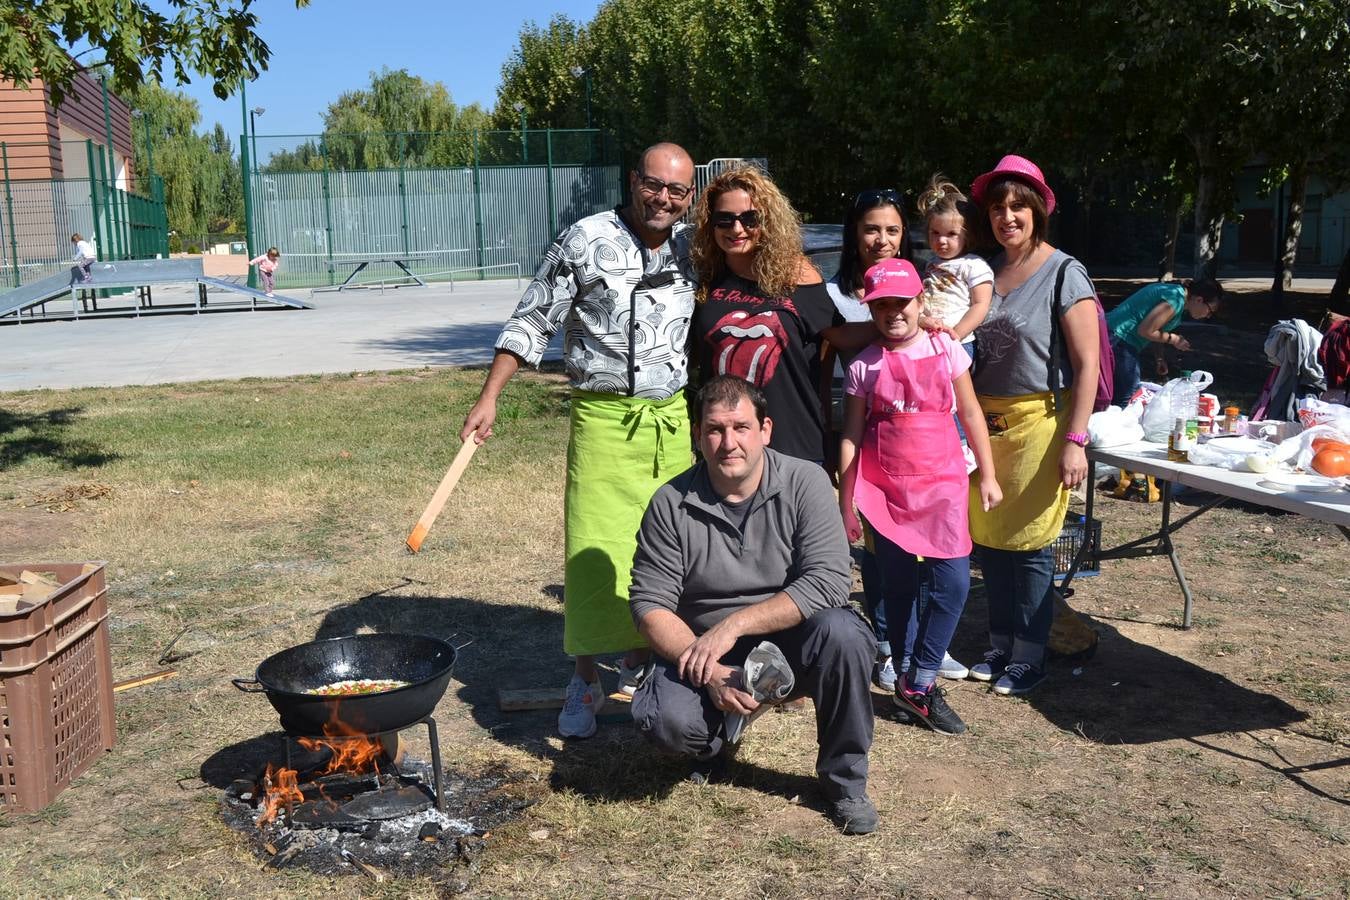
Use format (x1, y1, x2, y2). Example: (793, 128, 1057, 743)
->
(976, 543, 1055, 669)
(873, 530, 970, 688)
(859, 542, 890, 657)
(1111, 338, 1141, 407)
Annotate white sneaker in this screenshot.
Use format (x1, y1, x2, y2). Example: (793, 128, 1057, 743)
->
(557, 674, 604, 739)
(938, 652, 970, 680)
(617, 659, 656, 696)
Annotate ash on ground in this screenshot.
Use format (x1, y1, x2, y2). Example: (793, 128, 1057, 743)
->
(221, 758, 531, 889)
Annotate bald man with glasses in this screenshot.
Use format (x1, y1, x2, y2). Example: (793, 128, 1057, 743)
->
(462, 143, 700, 740)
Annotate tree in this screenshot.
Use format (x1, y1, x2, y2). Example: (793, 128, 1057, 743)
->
(492, 14, 589, 130)
(316, 68, 488, 170)
(0, 0, 310, 106)
(130, 84, 241, 237)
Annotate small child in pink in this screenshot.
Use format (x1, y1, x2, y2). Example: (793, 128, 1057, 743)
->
(838, 258, 1001, 736)
(249, 247, 281, 296)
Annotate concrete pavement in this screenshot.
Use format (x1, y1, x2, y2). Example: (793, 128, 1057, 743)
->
(1, 280, 533, 391)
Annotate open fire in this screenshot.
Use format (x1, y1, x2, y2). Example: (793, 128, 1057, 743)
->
(253, 707, 399, 828)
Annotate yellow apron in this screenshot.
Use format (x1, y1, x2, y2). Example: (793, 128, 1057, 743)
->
(968, 391, 1068, 551)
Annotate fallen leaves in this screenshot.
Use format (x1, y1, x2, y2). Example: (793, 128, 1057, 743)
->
(22, 482, 114, 512)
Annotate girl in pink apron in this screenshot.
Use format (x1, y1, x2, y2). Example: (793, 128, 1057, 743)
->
(839, 259, 1002, 735)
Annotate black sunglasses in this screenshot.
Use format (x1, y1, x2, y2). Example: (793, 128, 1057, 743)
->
(853, 188, 903, 210)
(711, 210, 762, 230)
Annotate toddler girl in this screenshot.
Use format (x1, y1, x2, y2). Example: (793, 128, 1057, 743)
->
(915, 176, 993, 360)
(250, 247, 281, 296)
(839, 259, 1002, 735)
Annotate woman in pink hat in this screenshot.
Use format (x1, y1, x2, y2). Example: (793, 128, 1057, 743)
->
(964, 155, 1101, 696)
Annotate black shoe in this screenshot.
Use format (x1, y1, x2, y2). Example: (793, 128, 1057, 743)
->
(829, 795, 878, 835)
(894, 684, 967, 735)
(687, 740, 738, 785)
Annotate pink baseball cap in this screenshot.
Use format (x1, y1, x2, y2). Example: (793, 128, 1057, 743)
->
(861, 258, 922, 304)
(970, 154, 1056, 214)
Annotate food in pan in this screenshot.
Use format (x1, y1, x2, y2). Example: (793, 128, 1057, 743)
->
(304, 678, 409, 696)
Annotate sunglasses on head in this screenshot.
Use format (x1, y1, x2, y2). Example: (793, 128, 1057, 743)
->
(853, 188, 903, 210)
(711, 209, 762, 230)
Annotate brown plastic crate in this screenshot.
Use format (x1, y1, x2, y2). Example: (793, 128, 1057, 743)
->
(0, 562, 115, 813)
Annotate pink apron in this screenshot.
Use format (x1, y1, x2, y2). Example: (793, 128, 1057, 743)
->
(854, 337, 971, 559)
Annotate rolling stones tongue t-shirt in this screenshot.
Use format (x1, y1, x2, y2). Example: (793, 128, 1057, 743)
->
(693, 273, 842, 461)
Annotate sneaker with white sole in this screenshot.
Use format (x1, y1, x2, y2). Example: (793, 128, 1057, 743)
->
(938, 652, 970, 681)
(968, 648, 1008, 682)
(617, 659, 656, 696)
(894, 679, 967, 735)
(557, 674, 604, 738)
(873, 655, 897, 691)
(992, 662, 1046, 696)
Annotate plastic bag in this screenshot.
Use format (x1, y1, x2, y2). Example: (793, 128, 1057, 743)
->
(1295, 397, 1350, 431)
(1087, 404, 1144, 448)
(1140, 371, 1214, 443)
(1272, 423, 1350, 471)
(1188, 437, 1277, 470)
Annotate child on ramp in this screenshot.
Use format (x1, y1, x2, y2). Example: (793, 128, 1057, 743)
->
(249, 247, 282, 297)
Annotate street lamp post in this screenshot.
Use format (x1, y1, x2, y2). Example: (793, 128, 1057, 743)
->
(249, 107, 265, 175)
(513, 101, 528, 164)
(570, 65, 593, 129)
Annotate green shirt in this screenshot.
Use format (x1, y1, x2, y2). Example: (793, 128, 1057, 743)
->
(1107, 282, 1186, 352)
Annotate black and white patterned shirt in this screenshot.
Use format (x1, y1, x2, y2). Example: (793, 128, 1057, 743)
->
(494, 209, 696, 399)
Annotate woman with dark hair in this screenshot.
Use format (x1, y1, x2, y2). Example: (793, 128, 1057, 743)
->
(965, 155, 1100, 696)
(830, 188, 914, 319)
(691, 165, 871, 465)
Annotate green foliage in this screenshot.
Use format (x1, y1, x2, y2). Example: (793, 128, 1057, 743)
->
(0, 0, 310, 106)
(292, 67, 491, 171)
(491, 0, 1350, 271)
(130, 84, 243, 236)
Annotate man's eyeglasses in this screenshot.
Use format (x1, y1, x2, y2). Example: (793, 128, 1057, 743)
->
(636, 173, 693, 201)
(711, 210, 762, 230)
(853, 188, 903, 210)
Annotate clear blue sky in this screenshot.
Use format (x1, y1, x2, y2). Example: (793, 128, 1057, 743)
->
(176, 0, 603, 141)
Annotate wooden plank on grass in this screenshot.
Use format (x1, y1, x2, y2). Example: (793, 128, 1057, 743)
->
(497, 687, 632, 712)
(114, 669, 179, 692)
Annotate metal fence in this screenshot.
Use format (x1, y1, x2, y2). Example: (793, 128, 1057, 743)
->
(244, 129, 623, 288)
(0, 141, 168, 288)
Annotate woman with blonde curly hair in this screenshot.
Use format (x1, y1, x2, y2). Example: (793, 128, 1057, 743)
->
(692, 166, 869, 463)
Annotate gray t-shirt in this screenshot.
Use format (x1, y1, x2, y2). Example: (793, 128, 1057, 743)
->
(972, 250, 1094, 398)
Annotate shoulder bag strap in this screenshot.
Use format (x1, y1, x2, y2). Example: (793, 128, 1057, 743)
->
(1048, 257, 1073, 412)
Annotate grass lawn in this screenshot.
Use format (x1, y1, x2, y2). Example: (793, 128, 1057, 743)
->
(0, 360, 1346, 898)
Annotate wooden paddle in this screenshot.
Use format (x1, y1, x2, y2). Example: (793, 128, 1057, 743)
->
(405, 433, 480, 553)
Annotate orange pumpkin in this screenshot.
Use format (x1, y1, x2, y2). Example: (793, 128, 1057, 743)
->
(1310, 447, 1350, 477)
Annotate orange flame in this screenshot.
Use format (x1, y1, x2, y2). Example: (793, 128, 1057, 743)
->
(256, 764, 303, 827)
(255, 701, 389, 828)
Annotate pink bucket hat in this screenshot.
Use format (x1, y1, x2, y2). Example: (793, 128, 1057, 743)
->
(970, 154, 1056, 215)
(861, 258, 922, 304)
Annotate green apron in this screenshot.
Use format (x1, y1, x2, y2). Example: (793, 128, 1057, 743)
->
(563, 390, 691, 656)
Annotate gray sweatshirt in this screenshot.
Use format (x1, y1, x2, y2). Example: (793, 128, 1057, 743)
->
(629, 448, 852, 635)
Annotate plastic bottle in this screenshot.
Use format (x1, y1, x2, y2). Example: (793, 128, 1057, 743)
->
(1223, 406, 1240, 433)
(1170, 371, 1213, 425)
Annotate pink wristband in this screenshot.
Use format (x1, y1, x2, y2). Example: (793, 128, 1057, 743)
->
(1064, 431, 1089, 447)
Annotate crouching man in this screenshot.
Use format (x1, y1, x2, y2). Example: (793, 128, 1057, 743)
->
(628, 375, 879, 835)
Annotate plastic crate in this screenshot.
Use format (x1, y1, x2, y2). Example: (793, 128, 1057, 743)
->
(0, 563, 115, 813)
(1053, 515, 1101, 578)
